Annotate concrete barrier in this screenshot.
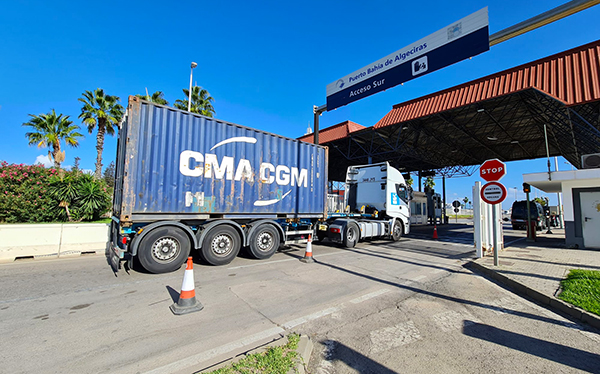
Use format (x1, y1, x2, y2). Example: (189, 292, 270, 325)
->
(0, 223, 110, 263)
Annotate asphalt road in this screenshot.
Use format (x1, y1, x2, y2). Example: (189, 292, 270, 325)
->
(1, 225, 598, 374)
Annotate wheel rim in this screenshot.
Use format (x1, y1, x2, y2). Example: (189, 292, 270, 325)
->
(151, 237, 180, 263)
(347, 227, 356, 242)
(394, 224, 402, 237)
(211, 234, 234, 257)
(255, 231, 274, 252)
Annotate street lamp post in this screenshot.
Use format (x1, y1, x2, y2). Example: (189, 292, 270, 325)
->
(188, 62, 197, 112)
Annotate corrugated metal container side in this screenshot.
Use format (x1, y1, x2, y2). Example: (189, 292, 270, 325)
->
(117, 97, 328, 222)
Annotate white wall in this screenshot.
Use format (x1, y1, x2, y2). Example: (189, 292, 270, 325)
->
(0, 223, 109, 263)
(561, 178, 600, 221)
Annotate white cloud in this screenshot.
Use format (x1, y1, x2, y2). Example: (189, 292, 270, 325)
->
(34, 155, 53, 167)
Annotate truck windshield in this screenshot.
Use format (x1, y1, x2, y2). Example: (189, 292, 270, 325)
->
(395, 184, 408, 204)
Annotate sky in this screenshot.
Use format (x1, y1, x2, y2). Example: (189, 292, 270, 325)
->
(1, 0, 599, 210)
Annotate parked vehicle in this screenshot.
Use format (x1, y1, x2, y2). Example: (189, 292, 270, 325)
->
(110, 97, 410, 273)
(510, 200, 546, 230)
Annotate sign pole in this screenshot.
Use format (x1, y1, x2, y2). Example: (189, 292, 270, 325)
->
(493, 205, 498, 266)
(526, 190, 534, 242)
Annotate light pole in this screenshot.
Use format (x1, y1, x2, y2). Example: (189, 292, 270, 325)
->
(188, 62, 197, 112)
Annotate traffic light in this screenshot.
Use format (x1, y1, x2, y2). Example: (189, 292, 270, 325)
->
(523, 183, 531, 193)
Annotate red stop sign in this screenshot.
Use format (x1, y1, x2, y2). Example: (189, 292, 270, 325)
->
(480, 159, 506, 182)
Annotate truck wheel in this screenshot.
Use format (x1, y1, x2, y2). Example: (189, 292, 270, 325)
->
(138, 226, 191, 274)
(249, 224, 280, 260)
(343, 223, 359, 248)
(201, 225, 241, 266)
(392, 221, 403, 241)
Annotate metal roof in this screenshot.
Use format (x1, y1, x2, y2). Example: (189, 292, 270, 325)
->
(309, 40, 600, 181)
(298, 120, 365, 144)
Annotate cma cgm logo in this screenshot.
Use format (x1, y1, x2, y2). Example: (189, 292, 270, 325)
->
(178, 136, 308, 188)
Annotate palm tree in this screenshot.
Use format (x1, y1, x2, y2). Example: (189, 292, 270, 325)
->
(174, 85, 215, 117)
(135, 90, 169, 105)
(78, 88, 124, 179)
(23, 109, 83, 168)
(463, 196, 470, 209)
(424, 176, 435, 191)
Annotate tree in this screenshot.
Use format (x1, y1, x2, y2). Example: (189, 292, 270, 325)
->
(103, 161, 116, 189)
(533, 197, 547, 206)
(72, 157, 81, 174)
(463, 196, 470, 209)
(23, 109, 83, 168)
(78, 88, 124, 179)
(174, 85, 215, 117)
(424, 176, 435, 191)
(135, 91, 169, 105)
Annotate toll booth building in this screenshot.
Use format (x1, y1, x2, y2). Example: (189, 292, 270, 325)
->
(524, 168, 600, 249)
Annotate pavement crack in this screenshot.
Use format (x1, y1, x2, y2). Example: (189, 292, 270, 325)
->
(227, 286, 281, 328)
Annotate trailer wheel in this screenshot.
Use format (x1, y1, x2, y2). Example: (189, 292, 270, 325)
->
(138, 226, 191, 274)
(248, 224, 280, 260)
(392, 221, 403, 241)
(343, 223, 359, 248)
(201, 225, 241, 266)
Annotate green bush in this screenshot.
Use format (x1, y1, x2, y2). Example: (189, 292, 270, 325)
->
(0, 161, 112, 223)
(48, 172, 112, 221)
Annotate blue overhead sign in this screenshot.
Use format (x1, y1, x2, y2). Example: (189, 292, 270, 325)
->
(326, 8, 490, 111)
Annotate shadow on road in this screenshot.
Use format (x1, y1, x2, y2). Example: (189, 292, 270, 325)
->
(319, 339, 397, 374)
(166, 285, 179, 303)
(463, 321, 600, 372)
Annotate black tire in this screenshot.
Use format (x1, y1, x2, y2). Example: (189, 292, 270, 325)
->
(317, 232, 327, 242)
(137, 226, 191, 274)
(342, 223, 359, 248)
(201, 225, 241, 266)
(248, 224, 280, 260)
(392, 220, 403, 241)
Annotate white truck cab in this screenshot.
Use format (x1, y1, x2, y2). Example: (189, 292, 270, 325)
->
(321, 162, 410, 247)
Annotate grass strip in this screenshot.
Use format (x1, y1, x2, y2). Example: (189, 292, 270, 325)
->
(557, 269, 600, 316)
(207, 333, 300, 374)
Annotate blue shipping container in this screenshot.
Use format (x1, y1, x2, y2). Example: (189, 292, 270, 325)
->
(116, 97, 328, 223)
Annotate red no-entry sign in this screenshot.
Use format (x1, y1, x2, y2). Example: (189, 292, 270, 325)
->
(480, 159, 506, 182)
(480, 182, 507, 205)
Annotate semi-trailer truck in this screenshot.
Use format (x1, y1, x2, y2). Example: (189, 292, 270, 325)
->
(110, 97, 409, 273)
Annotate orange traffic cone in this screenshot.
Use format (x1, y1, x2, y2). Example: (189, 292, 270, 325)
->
(433, 224, 439, 239)
(170, 257, 204, 315)
(300, 234, 315, 263)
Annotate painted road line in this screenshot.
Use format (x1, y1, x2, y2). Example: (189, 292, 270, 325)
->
(283, 306, 341, 330)
(349, 289, 391, 304)
(369, 320, 422, 353)
(504, 237, 526, 247)
(410, 275, 427, 282)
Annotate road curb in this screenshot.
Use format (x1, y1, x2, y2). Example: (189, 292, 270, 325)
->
(466, 261, 600, 330)
(198, 334, 313, 373)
